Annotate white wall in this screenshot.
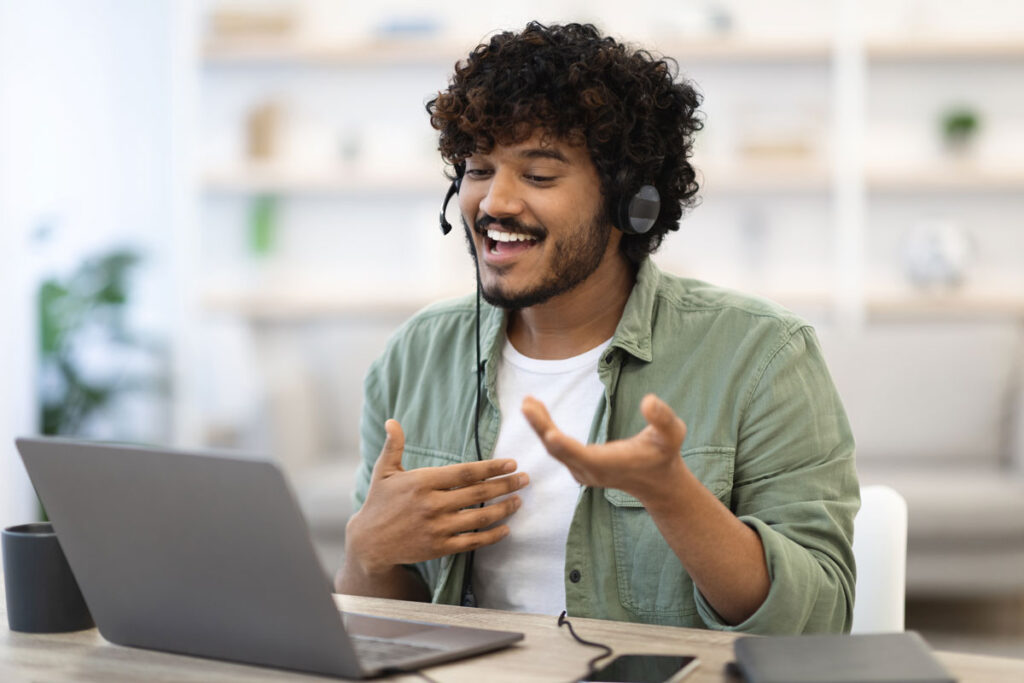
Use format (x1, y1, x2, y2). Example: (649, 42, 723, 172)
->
(0, 0, 176, 527)
(0, 0, 40, 530)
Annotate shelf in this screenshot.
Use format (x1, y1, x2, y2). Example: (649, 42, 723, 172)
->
(737, 289, 1024, 320)
(654, 38, 831, 64)
(867, 166, 1024, 193)
(202, 36, 832, 67)
(759, 290, 834, 312)
(865, 290, 1024, 320)
(700, 163, 831, 194)
(204, 35, 1024, 67)
(867, 38, 1024, 62)
(203, 164, 448, 196)
(202, 37, 464, 66)
(202, 286, 471, 322)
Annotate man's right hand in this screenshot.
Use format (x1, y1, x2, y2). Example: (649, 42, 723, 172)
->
(341, 418, 528, 590)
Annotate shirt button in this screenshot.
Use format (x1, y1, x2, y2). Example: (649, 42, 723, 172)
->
(569, 569, 582, 583)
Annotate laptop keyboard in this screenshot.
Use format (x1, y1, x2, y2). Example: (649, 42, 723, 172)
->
(350, 635, 447, 668)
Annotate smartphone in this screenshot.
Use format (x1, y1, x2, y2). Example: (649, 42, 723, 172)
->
(582, 653, 700, 682)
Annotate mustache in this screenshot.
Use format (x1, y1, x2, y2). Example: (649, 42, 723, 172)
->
(475, 215, 546, 240)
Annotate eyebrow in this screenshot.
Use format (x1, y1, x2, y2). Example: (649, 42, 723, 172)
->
(517, 148, 570, 164)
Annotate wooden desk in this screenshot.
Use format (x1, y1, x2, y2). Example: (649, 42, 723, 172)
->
(2, 592, 1023, 682)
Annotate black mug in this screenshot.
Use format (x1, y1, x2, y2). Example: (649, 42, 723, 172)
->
(2, 522, 94, 632)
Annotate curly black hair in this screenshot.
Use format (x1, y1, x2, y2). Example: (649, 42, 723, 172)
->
(426, 21, 703, 264)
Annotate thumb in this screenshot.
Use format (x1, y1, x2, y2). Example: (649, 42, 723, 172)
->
(372, 419, 405, 479)
(521, 395, 556, 439)
(640, 394, 687, 448)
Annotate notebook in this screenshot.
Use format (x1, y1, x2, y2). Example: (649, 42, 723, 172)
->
(15, 437, 523, 679)
(732, 631, 956, 683)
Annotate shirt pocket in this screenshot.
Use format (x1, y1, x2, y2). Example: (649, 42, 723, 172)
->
(401, 443, 464, 469)
(398, 443, 464, 596)
(602, 446, 735, 622)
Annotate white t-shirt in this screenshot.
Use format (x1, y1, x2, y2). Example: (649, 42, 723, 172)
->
(472, 336, 609, 614)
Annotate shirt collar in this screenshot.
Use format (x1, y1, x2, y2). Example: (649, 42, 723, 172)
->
(475, 256, 661, 374)
(607, 257, 658, 363)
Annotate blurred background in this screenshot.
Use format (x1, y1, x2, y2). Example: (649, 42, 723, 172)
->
(1, 0, 1023, 657)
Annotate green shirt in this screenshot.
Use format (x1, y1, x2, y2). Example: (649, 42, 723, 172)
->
(354, 258, 859, 634)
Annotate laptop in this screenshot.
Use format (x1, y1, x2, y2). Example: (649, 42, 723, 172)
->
(15, 437, 523, 679)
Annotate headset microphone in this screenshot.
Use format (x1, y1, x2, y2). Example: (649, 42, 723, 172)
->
(439, 178, 461, 235)
(439, 162, 465, 235)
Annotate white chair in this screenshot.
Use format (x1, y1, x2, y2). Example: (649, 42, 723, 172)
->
(850, 484, 908, 633)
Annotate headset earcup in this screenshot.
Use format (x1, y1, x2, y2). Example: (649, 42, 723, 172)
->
(617, 184, 661, 235)
(617, 195, 636, 235)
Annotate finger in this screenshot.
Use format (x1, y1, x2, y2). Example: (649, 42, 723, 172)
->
(443, 524, 512, 555)
(640, 394, 687, 447)
(371, 419, 405, 479)
(539, 429, 590, 465)
(445, 495, 523, 535)
(522, 397, 590, 464)
(520, 395, 556, 439)
(521, 396, 573, 454)
(441, 472, 530, 511)
(426, 458, 518, 490)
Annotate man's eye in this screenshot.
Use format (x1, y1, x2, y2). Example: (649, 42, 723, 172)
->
(464, 169, 492, 178)
(526, 175, 555, 183)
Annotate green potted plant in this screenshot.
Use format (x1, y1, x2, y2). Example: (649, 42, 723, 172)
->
(37, 249, 166, 437)
(940, 106, 980, 156)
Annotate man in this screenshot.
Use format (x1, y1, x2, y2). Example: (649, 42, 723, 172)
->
(335, 22, 858, 634)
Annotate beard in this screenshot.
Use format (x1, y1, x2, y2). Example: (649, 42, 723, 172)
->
(462, 205, 612, 310)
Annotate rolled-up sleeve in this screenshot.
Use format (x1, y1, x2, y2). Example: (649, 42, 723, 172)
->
(696, 326, 859, 634)
(352, 357, 388, 514)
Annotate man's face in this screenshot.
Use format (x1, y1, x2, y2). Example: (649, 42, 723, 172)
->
(458, 132, 619, 310)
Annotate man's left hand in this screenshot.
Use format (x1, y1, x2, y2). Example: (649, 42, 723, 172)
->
(521, 393, 688, 505)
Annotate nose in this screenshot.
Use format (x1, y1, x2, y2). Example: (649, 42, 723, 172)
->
(478, 169, 525, 218)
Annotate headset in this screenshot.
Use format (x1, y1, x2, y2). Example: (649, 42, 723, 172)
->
(437, 162, 660, 607)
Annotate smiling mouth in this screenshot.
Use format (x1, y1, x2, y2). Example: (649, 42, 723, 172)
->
(484, 228, 541, 256)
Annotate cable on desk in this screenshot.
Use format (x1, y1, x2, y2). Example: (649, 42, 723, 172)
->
(557, 610, 613, 679)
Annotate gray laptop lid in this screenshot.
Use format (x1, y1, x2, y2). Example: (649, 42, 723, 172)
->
(15, 437, 521, 678)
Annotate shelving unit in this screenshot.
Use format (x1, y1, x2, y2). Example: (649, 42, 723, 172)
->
(861, 26, 1024, 329)
(182, 4, 1024, 466)
(193, 26, 1024, 316)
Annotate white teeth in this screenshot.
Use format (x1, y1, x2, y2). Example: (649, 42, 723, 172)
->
(486, 228, 537, 243)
